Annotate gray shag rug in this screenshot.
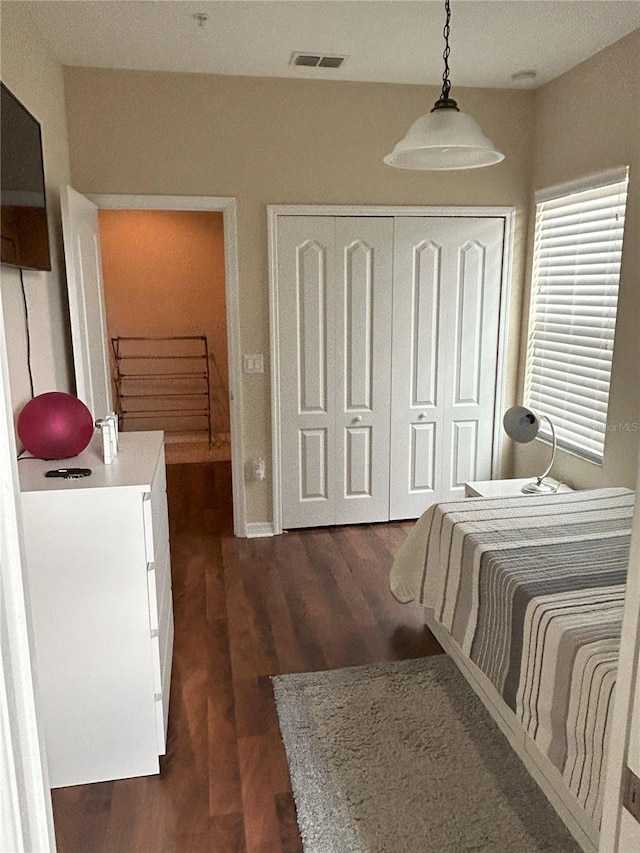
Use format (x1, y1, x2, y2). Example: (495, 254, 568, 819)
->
(272, 655, 583, 853)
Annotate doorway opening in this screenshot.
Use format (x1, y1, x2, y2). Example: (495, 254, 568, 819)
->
(88, 194, 246, 537)
(98, 209, 230, 464)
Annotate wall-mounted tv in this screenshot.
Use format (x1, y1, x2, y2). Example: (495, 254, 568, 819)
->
(1, 82, 51, 271)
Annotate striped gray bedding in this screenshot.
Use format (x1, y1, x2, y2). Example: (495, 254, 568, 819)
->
(390, 487, 634, 827)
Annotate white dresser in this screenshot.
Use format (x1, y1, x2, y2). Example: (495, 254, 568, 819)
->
(19, 430, 173, 788)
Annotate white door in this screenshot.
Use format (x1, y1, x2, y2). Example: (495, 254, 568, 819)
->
(60, 186, 113, 422)
(0, 295, 56, 852)
(335, 218, 393, 524)
(390, 217, 505, 518)
(278, 216, 393, 528)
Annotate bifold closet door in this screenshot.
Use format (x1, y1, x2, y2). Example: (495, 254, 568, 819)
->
(277, 216, 393, 529)
(389, 217, 505, 519)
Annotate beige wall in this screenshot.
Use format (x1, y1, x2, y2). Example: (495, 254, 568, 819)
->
(98, 209, 229, 435)
(0, 3, 74, 420)
(514, 30, 640, 490)
(64, 67, 534, 521)
(7, 10, 635, 518)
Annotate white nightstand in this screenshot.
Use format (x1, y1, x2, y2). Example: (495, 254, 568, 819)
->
(464, 477, 573, 498)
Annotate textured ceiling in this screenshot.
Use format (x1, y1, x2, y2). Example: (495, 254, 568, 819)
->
(23, 1, 640, 89)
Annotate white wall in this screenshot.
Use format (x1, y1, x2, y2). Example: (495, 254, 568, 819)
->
(0, 2, 74, 419)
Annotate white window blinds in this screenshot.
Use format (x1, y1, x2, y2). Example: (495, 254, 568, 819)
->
(525, 167, 629, 463)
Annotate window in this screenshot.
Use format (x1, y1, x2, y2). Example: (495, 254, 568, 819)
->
(524, 166, 629, 463)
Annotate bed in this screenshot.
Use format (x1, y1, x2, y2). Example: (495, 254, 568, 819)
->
(390, 487, 635, 853)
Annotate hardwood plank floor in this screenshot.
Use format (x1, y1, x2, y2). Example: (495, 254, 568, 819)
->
(51, 461, 441, 852)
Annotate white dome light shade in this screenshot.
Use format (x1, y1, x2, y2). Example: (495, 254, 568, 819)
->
(384, 108, 504, 171)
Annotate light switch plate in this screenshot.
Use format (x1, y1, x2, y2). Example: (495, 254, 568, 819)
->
(243, 354, 264, 374)
(623, 766, 640, 823)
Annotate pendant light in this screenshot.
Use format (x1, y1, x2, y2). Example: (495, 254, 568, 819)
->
(384, 0, 504, 171)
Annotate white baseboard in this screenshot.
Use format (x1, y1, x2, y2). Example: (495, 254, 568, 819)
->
(245, 522, 275, 538)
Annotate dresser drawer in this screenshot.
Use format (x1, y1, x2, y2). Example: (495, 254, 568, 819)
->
(146, 538, 171, 634)
(151, 565, 173, 753)
(154, 606, 174, 754)
(143, 453, 169, 564)
(150, 561, 173, 696)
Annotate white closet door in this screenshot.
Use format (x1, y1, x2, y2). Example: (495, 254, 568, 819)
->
(389, 219, 443, 519)
(390, 217, 504, 519)
(278, 216, 393, 528)
(333, 217, 393, 524)
(439, 218, 504, 502)
(278, 217, 337, 528)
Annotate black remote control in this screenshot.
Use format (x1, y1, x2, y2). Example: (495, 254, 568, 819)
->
(45, 468, 92, 479)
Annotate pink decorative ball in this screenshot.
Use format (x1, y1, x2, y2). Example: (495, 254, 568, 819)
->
(17, 392, 94, 460)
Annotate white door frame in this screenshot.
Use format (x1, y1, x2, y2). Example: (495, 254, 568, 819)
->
(0, 293, 56, 852)
(268, 204, 515, 536)
(88, 194, 247, 538)
(600, 454, 640, 851)
(61, 186, 114, 421)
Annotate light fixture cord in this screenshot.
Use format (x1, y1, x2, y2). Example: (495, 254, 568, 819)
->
(19, 269, 35, 399)
(441, 0, 452, 102)
(432, 0, 459, 111)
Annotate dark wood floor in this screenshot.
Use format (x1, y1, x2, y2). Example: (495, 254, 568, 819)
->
(51, 462, 441, 853)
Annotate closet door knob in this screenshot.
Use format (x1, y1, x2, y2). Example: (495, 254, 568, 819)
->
(418, 412, 427, 420)
(353, 415, 363, 423)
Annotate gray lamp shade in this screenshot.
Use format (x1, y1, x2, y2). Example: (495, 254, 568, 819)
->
(503, 405, 559, 493)
(383, 109, 504, 171)
(503, 405, 541, 444)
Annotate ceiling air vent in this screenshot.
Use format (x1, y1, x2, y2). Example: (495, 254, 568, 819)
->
(291, 52, 346, 69)
(318, 56, 345, 68)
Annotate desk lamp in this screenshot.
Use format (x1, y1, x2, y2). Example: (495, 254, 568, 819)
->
(503, 405, 558, 494)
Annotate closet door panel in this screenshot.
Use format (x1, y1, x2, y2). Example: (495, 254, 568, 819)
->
(439, 218, 505, 501)
(413, 242, 441, 408)
(334, 217, 393, 524)
(390, 220, 444, 519)
(345, 426, 372, 496)
(453, 242, 485, 405)
(344, 241, 373, 410)
(299, 429, 329, 500)
(279, 217, 337, 528)
(297, 240, 328, 413)
(411, 422, 437, 492)
(449, 420, 480, 488)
